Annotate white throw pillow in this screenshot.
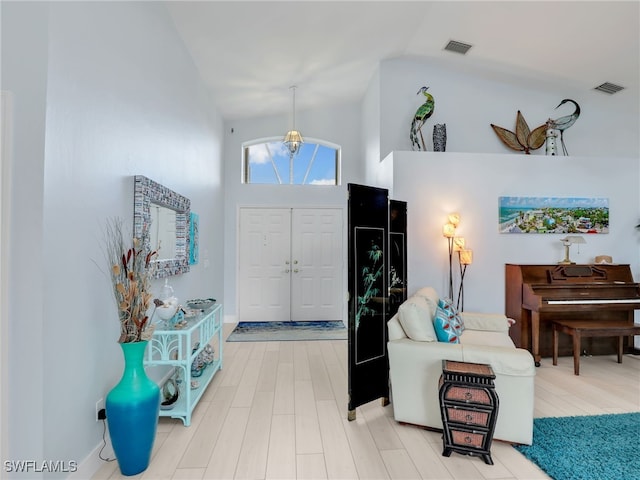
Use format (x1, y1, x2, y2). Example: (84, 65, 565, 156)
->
(398, 296, 437, 342)
(412, 287, 440, 317)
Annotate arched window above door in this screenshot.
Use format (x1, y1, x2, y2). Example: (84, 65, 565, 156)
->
(242, 137, 340, 185)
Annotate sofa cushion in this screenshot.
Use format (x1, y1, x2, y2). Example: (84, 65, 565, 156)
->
(460, 329, 516, 348)
(412, 287, 439, 316)
(439, 298, 465, 332)
(398, 296, 437, 342)
(461, 312, 511, 333)
(433, 298, 465, 343)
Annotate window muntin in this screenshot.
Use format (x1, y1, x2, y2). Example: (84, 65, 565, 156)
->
(243, 138, 340, 185)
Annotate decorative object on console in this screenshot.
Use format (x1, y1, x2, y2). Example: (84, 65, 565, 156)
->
(189, 212, 199, 265)
(283, 85, 303, 159)
(433, 123, 447, 152)
(410, 86, 435, 151)
(160, 377, 179, 410)
(559, 235, 586, 264)
(490, 110, 546, 154)
(102, 217, 160, 475)
(548, 98, 580, 156)
(155, 279, 179, 321)
(186, 298, 216, 311)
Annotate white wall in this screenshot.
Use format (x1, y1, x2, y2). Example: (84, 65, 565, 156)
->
(1, 2, 50, 472)
(222, 102, 364, 320)
(389, 152, 640, 314)
(2, 2, 224, 478)
(361, 68, 385, 186)
(378, 57, 639, 160)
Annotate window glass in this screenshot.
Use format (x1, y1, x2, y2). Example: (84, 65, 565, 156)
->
(243, 138, 340, 185)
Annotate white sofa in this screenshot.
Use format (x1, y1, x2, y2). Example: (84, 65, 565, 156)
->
(387, 287, 536, 445)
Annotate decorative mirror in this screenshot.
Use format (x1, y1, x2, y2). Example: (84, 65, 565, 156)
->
(133, 175, 190, 278)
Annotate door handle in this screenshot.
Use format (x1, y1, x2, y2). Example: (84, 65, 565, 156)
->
(293, 269, 299, 273)
(293, 260, 298, 265)
(284, 269, 290, 273)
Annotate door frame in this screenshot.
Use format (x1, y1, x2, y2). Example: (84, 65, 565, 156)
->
(236, 204, 347, 323)
(1, 91, 13, 464)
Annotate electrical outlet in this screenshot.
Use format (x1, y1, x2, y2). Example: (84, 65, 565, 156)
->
(95, 398, 105, 421)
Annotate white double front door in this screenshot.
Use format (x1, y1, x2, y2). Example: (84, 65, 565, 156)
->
(238, 207, 343, 322)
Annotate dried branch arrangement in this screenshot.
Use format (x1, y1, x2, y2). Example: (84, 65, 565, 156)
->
(104, 218, 157, 343)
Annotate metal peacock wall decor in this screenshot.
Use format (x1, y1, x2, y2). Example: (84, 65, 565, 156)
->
(410, 86, 435, 151)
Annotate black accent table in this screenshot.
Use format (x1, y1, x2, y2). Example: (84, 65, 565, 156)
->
(439, 360, 499, 465)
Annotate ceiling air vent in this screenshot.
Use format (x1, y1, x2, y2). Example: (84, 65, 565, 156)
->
(594, 82, 625, 94)
(444, 40, 473, 55)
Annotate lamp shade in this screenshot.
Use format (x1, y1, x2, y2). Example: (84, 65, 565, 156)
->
(453, 237, 465, 251)
(448, 213, 461, 227)
(566, 235, 586, 245)
(283, 130, 303, 145)
(442, 223, 456, 238)
(460, 249, 473, 265)
(283, 130, 303, 156)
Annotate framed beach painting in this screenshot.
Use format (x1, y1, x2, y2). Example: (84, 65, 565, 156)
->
(499, 196, 609, 234)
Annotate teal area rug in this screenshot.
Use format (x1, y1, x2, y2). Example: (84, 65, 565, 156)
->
(515, 413, 640, 480)
(226, 321, 347, 342)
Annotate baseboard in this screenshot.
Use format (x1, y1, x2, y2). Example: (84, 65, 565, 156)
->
(68, 430, 115, 479)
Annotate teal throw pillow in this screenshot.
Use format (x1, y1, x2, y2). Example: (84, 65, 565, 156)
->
(433, 298, 465, 343)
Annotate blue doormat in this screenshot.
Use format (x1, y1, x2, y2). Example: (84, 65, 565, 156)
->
(226, 321, 347, 342)
(514, 413, 640, 480)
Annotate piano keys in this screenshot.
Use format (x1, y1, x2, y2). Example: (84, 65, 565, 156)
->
(505, 264, 640, 366)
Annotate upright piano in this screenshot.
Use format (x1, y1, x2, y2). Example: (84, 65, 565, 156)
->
(505, 264, 640, 365)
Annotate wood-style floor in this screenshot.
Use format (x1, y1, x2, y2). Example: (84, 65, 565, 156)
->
(93, 324, 640, 480)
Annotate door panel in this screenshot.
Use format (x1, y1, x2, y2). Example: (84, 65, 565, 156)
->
(239, 207, 342, 322)
(389, 200, 408, 318)
(239, 208, 291, 321)
(291, 209, 342, 321)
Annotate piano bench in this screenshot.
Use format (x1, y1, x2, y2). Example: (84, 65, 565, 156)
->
(552, 320, 640, 375)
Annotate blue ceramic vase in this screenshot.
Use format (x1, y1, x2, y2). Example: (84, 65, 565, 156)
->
(106, 340, 160, 476)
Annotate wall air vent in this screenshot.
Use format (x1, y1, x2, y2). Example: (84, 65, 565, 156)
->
(594, 82, 625, 94)
(444, 40, 473, 55)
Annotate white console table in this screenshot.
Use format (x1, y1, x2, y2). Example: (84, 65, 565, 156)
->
(144, 303, 223, 426)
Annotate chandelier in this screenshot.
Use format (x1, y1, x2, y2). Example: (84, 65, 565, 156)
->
(283, 85, 303, 158)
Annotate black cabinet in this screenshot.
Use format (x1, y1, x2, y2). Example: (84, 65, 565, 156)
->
(439, 360, 499, 465)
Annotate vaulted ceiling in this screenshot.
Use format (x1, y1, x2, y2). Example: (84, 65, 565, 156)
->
(167, 1, 639, 121)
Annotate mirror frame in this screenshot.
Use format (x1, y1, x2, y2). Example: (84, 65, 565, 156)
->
(133, 175, 190, 278)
